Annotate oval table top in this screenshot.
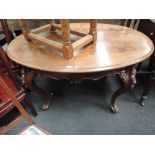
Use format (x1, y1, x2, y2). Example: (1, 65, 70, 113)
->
(7, 23, 154, 73)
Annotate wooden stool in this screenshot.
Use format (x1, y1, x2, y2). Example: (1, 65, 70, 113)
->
(19, 19, 97, 59)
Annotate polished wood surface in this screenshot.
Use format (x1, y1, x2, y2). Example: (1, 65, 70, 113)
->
(8, 23, 154, 73)
(7, 23, 154, 112)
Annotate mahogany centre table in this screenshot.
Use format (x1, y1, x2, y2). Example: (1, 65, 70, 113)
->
(7, 23, 154, 112)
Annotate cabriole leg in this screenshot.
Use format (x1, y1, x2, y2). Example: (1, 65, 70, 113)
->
(110, 66, 136, 112)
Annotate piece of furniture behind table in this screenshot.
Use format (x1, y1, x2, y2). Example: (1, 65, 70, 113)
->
(0, 19, 20, 74)
(139, 20, 155, 105)
(0, 19, 13, 45)
(0, 45, 37, 134)
(123, 19, 144, 71)
(137, 19, 155, 70)
(0, 70, 34, 134)
(124, 19, 140, 29)
(140, 70, 155, 106)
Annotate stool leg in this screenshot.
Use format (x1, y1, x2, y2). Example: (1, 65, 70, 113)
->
(19, 19, 30, 41)
(89, 19, 97, 43)
(60, 19, 73, 59)
(49, 19, 56, 32)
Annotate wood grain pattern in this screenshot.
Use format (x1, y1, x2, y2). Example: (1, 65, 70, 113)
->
(28, 33, 63, 51)
(72, 35, 93, 51)
(60, 19, 73, 59)
(31, 24, 51, 34)
(89, 19, 97, 42)
(8, 23, 154, 73)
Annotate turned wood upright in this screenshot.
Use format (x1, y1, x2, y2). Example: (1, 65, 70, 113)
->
(19, 19, 97, 59)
